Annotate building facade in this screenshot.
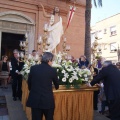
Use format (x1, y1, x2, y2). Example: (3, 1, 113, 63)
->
(91, 13, 120, 63)
(0, 0, 86, 59)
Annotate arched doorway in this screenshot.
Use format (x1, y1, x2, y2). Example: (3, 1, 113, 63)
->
(0, 11, 35, 59)
(1, 32, 25, 60)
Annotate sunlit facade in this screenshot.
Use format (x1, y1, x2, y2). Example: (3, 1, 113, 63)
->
(0, 0, 86, 59)
(91, 13, 120, 63)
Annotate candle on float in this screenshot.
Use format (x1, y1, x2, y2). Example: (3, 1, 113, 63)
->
(18, 53, 20, 58)
(34, 54, 39, 61)
(64, 38, 66, 42)
(20, 52, 24, 58)
(28, 54, 32, 60)
(25, 32, 28, 38)
(20, 41, 23, 47)
(38, 36, 42, 44)
(44, 23, 48, 31)
(23, 41, 26, 47)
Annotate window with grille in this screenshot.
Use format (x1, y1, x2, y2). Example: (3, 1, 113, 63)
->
(110, 26, 117, 36)
(110, 42, 117, 52)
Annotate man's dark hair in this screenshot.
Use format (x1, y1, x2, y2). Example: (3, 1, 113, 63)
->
(103, 61, 112, 67)
(32, 50, 36, 53)
(41, 52, 54, 63)
(2, 55, 8, 60)
(13, 49, 19, 53)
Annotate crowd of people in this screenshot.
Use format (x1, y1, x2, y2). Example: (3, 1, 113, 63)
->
(0, 49, 37, 100)
(77, 55, 120, 120)
(90, 61, 120, 120)
(0, 50, 120, 120)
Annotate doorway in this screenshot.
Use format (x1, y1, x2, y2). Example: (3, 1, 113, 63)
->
(1, 32, 25, 60)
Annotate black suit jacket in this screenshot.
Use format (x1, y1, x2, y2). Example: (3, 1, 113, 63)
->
(26, 62, 59, 109)
(11, 57, 24, 78)
(91, 64, 120, 100)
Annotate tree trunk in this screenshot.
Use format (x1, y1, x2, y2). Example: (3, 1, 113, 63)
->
(84, 0, 91, 62)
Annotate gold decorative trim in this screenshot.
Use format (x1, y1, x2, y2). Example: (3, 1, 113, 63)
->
(53, 85, 99, 92)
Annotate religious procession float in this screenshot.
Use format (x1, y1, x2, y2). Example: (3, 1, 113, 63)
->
(19, 2, 99, 120)
(20, 51, 98, 120)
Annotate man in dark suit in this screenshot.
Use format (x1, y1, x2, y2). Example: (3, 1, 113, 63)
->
(90, 61, 120, 120)
(26, 52, 59, 120)
(11, 49, 24, 101)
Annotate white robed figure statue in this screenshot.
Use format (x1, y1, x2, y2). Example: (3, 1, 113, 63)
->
(40, 3, 63, 52)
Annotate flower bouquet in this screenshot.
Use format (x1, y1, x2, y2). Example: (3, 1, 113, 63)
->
(52, 53, 92, 89)
(20, 54, 40, 80)
(21, 52, 92, 89)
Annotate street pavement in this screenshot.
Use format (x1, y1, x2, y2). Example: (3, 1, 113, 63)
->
(0, 84, 110, 120)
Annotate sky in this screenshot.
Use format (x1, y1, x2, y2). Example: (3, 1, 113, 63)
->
(91, 0, 120, 26)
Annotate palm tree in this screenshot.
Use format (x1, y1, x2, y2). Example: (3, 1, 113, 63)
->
(85, 0, 102, 62)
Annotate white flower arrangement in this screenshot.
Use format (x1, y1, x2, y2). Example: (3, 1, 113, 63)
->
(21, 52, 92, 89)
(53, 53, 92, 88)
(21, 57, 40, 80)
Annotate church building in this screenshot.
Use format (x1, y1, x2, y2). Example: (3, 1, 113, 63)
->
(0, 0, 86, 59)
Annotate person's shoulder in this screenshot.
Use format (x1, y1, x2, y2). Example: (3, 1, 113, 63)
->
(7, 61, 9, 64)
(51, 67, 56, 70)
(51, 67, 57, 73)
(93, 74, 98, 78)
(11, 57, 15, 61)
(101, 66, 107, 71)
(107, 64, 116, 69)
(98, 67, 107, 75)
(85, 59, 89, 62)
(101, 65, 114, 72)
(30, 64, 39, 69)
(110, 64, 120, 72)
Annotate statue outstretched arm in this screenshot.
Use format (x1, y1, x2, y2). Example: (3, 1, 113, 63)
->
(40, 3, 51, 18)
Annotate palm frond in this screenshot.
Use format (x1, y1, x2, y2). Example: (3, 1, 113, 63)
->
(98, 0, 102, 7)
(94, 0, 97, 7)
(94, 0, 102, 7)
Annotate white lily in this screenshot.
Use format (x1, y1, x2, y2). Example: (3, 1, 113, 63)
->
(64, 73, 69, 78)
(24, 64, 28, 67)
(84, 74, 87, 78)
(72, 71, 77, 76)
(69, 78, 73, 83)
(62, 70, 66, 74)
(85, 78, 88, 81)
(58, 58, 62, 63)
(52, 63, 62, 68)
(72, 76, 78, 80)
(68, 60, 72, 63)
(62, 77, 66, 82)
(26, 70, 30, 74)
